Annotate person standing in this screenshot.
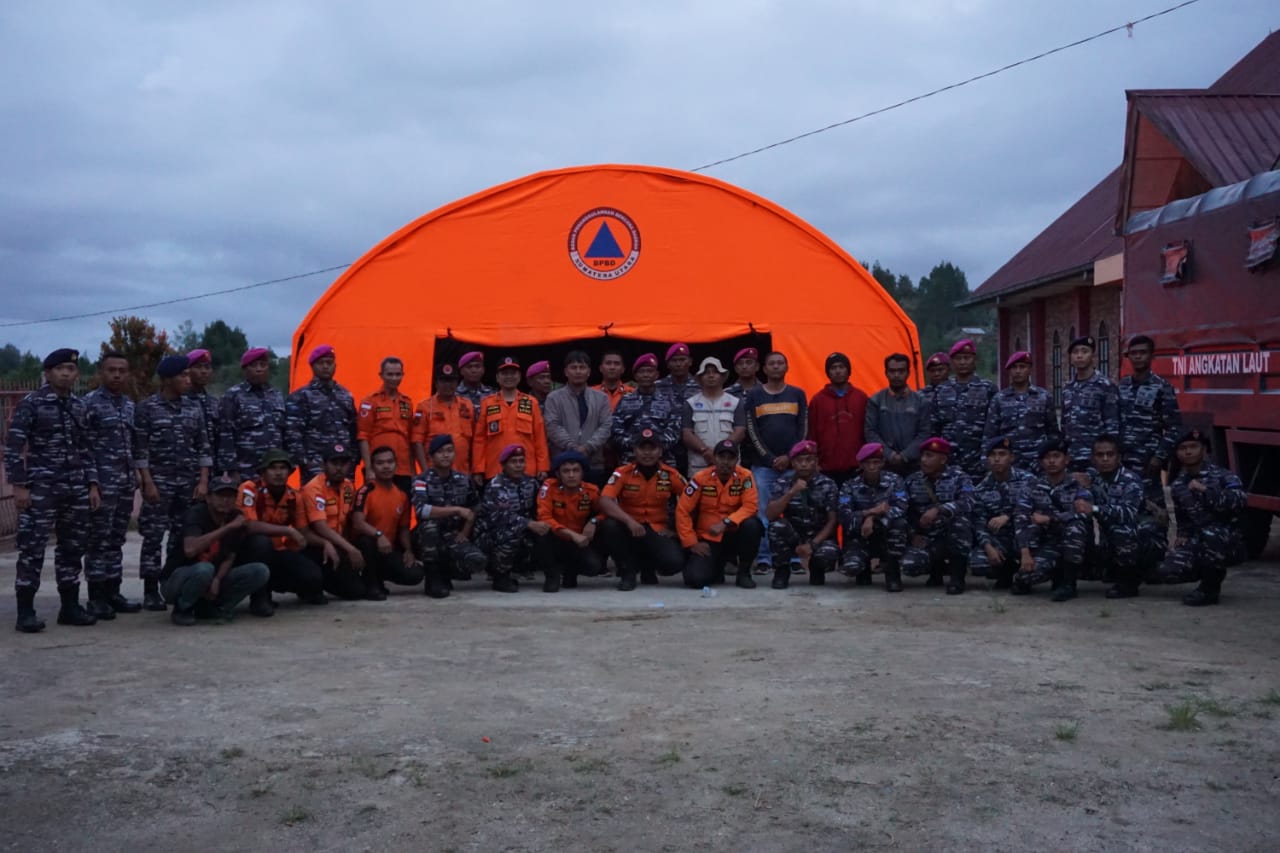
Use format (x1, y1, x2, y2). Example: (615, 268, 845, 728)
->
(682, 357, 745, 479)
(6, 349, 101, 632)
(931, 339, 997, 480)
(357, 356, 415, 492)
(1155, 429, 1246, 606)
(838, 443, 909, 591)
(412, 435, 487, 598)
(597, 428, 687, 590)
(186, 348, 219, 457)
(967, 436, 1033, 590)
(412, 361, 476, 475)
(764, 440, 840, 589)
(82, 351, 142, 619)
(725, 347, 761, 400)
(744, 352, 808, 574)
(656, 342, 699, 401)
(806, 351, 868, 486)
(983, 351, 1059, 472)
(924, 352, 951, 393)
(676, 440, 763, 590)
(285, 344, 358, 482)
(900, 437, 974, 595)
(544, 350, 613, 485)
(593, 349, 635, 411)
(136, 355, 212, 611)
(865, 353, 930, 477)
(217, 347, 286, 483)
(610, 354, 681, 463)
(526, 360, 553, 410)
(1061, 335, 1120, 474)
(350, 445, 424, 599)
(473, 356, 551, 484)
(1118, 334, 1182, 514)
(456, 351, 494, 409)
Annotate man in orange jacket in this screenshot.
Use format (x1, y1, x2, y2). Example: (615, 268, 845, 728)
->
(412, 361, 475, 474)
(676, 439, 763, 590)
(358, 357, 415, 492)
(473, 356, 550, 484)
(534, 450, 605, 593)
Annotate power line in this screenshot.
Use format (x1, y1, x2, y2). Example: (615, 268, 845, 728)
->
(0, 264, 350, 329)
(690, 0, 1204, 172)
(1, 0, 1205, 330)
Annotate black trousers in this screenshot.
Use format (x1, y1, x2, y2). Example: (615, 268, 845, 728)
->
(241, 534, 324, 597)
(683, 517, 764, 588)
(597, 519, 684, 579)
(304, 545, 367, 600)
(533, 533, 606, 580)
(355, 535, 426, 587)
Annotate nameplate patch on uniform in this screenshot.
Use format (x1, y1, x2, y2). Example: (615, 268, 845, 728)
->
(518, 398, 533, 414)
(702, 485, 718, 496)
(623, 484, 640, 491)
(486, 405, 501, 416)
(376, 407, 391, 413)
(729, 485, 744, 496)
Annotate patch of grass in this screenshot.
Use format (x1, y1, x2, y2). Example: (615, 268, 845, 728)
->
(1098, 608, 1112, 619)
(1251, 709, 1273, 720)
(220, 746, 245, 761)
(278, 805, 311, 826)
(722, 784, 748, 797)
(1193, 697, 1237, 718)
(1140, 681, 1173, 692)
(1160, 701, 1203, 732)
(1205, 779, 1228, 792)
(989, 597, 1007, 614)
(487, 763, 527, 779)
(1054, 723, 1079, 742)
(1259, 689, 1280, 706)
(249, 784, 272, 799)
(1038, 681, 1084, 692)
(655, 747, 682, 765)
(570, 756, 610, 774)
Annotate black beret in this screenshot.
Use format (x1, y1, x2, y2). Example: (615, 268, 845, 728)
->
(984, 435, 1013, 455)
(825, 352, 851, 372)
(552, 450, 589, 471)
(1176, 428, 1211, 449)
(1068, 335, 1096, 351)
(428, 434, 454, 455)
(1037, 437, 1070, 458)
(42, 348, 78, 370)
(156, 355, 190, 379)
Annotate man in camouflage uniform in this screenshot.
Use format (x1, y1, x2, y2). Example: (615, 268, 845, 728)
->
(475, 444, 548, 592)
(186, 349, 219, 455)
(6, 348, 100, 632)
(1080, 434, 1152, 599)
(765, 440, 839, 588)
(923, 352, 951, 408)
(136, 355, 213, 611)
(456, 351, 495, 409)
(1061, 335, 1120, 474)
(655, 342, 700, 401)
(1155, 429, 1246, 606)
(1013, 438, 1090, 601)
(838, 442, 909, 591)
(900, 437, 973, 594)
(610, 353, 681, 463)
(931, 339, 997, 479)
(412, 435, 487, 598)
(968, 435, 1034, 589)
(983, 351, 1059, 472)
(218, 347, 286, 482)
(285, 344, 358, 481)
(1118, 334, 1182, 512)
(83, 351, 143, 618)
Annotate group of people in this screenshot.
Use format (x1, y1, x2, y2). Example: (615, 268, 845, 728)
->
(4, 333, 1248, 633)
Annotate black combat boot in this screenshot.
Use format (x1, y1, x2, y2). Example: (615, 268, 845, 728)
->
(560, 571, 578, 589)
(492, 572, 519, 593)
(56, 584, 98, 626)
(946, 562, 966, 596)
(424, 564, 451, 599)
(993, 565, 1013, 590)
(249, 587, 277, 615)
(639, 568, 659, 585)
(616, 568, 637, 592)
(142, 578, 167, 611)
(735, 567, 756, 589)
(771, 565, 790, 590)
(542, 567, 561, 593)
(809, 567, 826, 586)
(854, 570, 872, 586)
(86, 582, 116, 621)
(107, 579, 142, 613)
(925, 570, 944, 587)
(1183, 575, 1221, 607)
(1105, 583, 1139, 599)
(883, 559, 903, 593)
(1050, 582, 1078, 602)
(15, 589, 45, 633)
(170, 606, 197, 626)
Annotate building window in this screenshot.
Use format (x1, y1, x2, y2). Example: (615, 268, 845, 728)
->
(1098, 321, 1110, 378)
(1068, 326, 1076, 383)
(1052, 331, 1063, 407)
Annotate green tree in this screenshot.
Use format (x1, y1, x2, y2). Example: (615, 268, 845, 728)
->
(173, 319, 201, 353)
(99, 315, 174, 398)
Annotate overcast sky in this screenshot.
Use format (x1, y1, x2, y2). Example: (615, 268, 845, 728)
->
(1, 1, 1275, 357)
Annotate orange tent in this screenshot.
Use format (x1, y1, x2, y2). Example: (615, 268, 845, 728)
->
(291, 164, 920, 398)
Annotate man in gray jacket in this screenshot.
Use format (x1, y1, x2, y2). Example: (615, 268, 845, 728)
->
(544, 350, 613, 486)
(865, 353, 931, 476)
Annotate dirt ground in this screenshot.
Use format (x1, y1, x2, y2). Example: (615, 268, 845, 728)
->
(2, 529, 1279, 853)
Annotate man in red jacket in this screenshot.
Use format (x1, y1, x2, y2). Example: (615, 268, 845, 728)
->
(807, 352, 868, 487)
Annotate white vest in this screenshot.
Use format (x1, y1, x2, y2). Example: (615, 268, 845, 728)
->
(686, 392, 740, 472)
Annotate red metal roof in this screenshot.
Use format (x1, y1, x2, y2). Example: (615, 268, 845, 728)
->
(970, 30, 1280, 304)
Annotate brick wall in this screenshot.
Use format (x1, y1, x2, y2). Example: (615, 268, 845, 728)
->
(1089, 284, 1122, 380)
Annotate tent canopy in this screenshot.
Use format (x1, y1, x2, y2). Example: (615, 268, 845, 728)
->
(292, 164, 920, 398)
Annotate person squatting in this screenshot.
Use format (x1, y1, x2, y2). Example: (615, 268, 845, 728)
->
(4, 334, 1247, 633)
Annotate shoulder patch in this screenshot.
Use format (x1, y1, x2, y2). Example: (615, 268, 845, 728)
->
(684, 483, 698, 497)
(606, 471, 620, 485)
(538, 485, 548, 499)
(742, 478, 753, 490)
(314, 496, 326, 511)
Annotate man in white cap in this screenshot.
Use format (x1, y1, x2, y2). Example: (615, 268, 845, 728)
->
(681, 356, 745, 478)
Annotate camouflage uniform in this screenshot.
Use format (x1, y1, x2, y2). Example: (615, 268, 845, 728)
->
(655, 375, 700, 402)
(610, 388, 682, 462)
(475, 473, 543, 578)
(900, 467, 973, 581)
(1014, 475, 1090, 589)
(457, 382, 496, 409)
(82, 387, 137, 584)
(187, 387, 219, 459)
(983, 385, 1059, 472)
(1156, 463, 1245, 591)
(1118, 372, 1182, 506)
(285, 378, 358, 481)
(931, 377, 997, 478)
(217, 381, 286, 482)
(3, 385, 98, 591)
(1082, 466, 1159, 586)
(135, 393, 212, 580)
(837, 471, 909, 576)
(968, 468, 1034, 579)
(411, 467, 487, 580)
(767, 470, 840, 575)
(1061, 372, 1120, 471)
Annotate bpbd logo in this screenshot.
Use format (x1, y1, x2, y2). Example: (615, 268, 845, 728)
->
(568, 207, 640, 280)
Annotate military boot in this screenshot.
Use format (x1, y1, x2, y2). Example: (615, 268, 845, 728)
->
(883, 560, 903, 593)
(946, 563, 966, 596)
(542, 567, 561, 593)
(142, 578, 167, 611)
(809, 567, 826, 586)
(854, 570, 872, 587)
(771, 565, 790, 590)
(107, 580, 142, 613)
(1183, 578, 1221, 606)
(616, 568, 637, 592)
(492, 572, 520, 593)
(424, 564, 451, 599)
(1050, 582, 1078, 603)
(15, 589, 45, 633)
(735, 566, 756, 589)
(56, 584, 98, 626)
(86, 582, 116, 621)
(249, 587, 277, 616)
